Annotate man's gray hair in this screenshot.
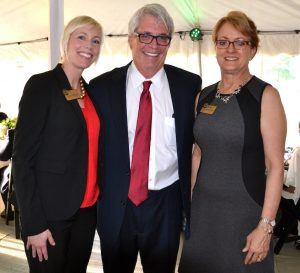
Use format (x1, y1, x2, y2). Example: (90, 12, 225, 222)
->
(128, 3, 174, 36)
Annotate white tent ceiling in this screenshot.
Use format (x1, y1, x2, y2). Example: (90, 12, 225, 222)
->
(1, 0, 300, 45)
(0, 0, 299, 146)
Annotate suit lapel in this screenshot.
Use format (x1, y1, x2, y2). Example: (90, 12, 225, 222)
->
(109, 65, 130, 134)
(108, 65, 131, 166)
(165, 65, 184, 159)
(52, 64, 86, 129)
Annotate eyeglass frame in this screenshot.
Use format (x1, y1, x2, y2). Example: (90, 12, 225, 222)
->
(215, 39, 252, 49)
(133, 32, 172, 46)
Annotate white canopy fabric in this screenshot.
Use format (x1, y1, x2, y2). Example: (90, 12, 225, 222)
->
(1, 0, 300, 65)
(1, 0, 300, 44)
(1, 0, 300, 71)
(0, 0, 300, 146)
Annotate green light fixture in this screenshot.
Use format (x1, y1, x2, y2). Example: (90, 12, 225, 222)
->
(189, 27, 202, 41)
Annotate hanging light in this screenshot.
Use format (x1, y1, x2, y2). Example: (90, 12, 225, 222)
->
(189, 27, 202, 41)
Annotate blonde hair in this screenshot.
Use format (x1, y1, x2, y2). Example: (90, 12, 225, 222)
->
(212, 11, 259, 50)
(60, 15, 103, 62)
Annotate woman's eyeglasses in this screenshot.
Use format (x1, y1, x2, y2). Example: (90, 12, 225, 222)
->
(215, 39, 251, 49)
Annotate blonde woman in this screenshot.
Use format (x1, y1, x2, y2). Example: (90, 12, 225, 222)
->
(13, 16, 102, 273)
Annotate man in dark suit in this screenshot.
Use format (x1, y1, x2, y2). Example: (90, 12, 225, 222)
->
(89, 3, 201, 273)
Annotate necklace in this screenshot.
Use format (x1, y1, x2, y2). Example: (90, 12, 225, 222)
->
(79, 79, 86, 99)
(215, 75, 252, 104)
(215, 86, 241, 103)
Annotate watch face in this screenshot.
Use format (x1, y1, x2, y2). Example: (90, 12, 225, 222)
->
(270, 220, 276, 227)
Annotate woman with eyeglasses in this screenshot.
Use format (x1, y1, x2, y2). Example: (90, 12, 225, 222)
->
(179, 11, 286, 273)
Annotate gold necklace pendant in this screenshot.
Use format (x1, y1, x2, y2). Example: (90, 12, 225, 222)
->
(63, 79, 86, 101)
(79, 79, 86, 99)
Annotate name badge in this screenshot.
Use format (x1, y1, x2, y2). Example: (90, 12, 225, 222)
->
(200, 103, 217, 115)
(63, 89, 82, 101)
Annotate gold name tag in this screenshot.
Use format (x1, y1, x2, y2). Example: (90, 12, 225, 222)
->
(200, 103, 217, 115)
(63, 89, 82, 101)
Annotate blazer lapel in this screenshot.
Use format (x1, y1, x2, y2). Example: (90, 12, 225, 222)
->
(52, 64, 86, 129)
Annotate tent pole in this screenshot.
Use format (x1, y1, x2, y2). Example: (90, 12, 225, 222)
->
(49, 0, 64, 69)
(198, 40, 202, 77)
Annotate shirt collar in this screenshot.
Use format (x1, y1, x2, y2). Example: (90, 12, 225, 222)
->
(129, 62, 165, 91)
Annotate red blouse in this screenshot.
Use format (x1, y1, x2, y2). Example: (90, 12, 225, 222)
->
(80, 93, 100, 208)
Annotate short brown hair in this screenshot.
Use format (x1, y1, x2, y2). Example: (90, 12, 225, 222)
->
(212, 11, 259, 49)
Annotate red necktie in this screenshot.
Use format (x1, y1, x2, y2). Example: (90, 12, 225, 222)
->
(128, 81, 152, 206)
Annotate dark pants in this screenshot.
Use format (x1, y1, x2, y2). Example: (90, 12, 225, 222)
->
(101, 181, 182, 273)
(22, 205, 96, 273)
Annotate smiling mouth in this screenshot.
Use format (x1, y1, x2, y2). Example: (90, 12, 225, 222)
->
(225, 57, 238, 61)
(79, 52, 92, 59)
(144, 52, 159, 57)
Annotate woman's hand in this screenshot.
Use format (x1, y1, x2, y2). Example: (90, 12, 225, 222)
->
(26, 229, 56, 262)
(242, 225, 271, 264)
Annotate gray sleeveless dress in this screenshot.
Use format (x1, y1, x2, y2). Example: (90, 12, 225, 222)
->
(179, 77, 274, 273)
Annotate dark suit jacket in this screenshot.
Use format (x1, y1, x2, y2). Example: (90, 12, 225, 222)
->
(89, 63, 201, 248)
(12, 64, 102, 236)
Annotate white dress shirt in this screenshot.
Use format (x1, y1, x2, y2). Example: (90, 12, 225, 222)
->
(126, 63, 179, 190)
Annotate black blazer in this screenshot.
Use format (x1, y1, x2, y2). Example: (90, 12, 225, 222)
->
(12, 64, 102, 236)
(89, 63, 201, 247)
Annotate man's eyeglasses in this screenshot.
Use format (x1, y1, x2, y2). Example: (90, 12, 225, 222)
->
(134, 32, 172, 46)
(215, 39, 251, 49)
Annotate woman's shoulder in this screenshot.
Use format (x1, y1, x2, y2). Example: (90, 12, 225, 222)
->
(251, 76, 270, 86)
(245, 76, 273, 103)
(202, 82, 218, 92)
(261, 84, 281, 105)
(21, 68, 59, 104)
(25, 69, 55, 89)
(27, 64, 65, 85)
(194, 82, 218, 115)
(200, 82, 218, 100)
